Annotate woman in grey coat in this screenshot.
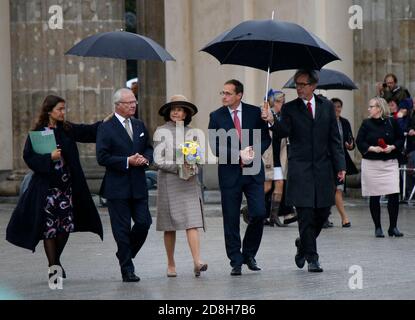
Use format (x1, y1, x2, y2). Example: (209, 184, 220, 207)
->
(153, 95, 207, 277)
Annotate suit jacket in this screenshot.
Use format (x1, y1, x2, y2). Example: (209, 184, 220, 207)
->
(272, 95, 346, 208)
(208, 102, 271, 189)
(339, 116, 358, 175)
(96, 116, 153, 199)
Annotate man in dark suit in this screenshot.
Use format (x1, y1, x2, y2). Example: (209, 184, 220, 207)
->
(263, 70, 346, 272)
(96, 88, 153, 282)
(208, 79, 271, 276)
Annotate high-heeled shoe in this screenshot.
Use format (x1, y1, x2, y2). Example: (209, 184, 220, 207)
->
(167, 269, 177, 277)
(388, 227, 404, 237)
(375, 227, 385, 238)
(194, 263, 208, 277)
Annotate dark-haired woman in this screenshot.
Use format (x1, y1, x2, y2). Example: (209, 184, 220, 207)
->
(6, 95, 103, 279)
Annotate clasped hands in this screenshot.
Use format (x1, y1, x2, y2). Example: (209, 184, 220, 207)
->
(128, 153, 148, 167)
(240, 146, 255, 165)
(368, 145, 396, 154)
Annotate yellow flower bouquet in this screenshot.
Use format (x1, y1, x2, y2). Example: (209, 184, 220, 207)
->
(176, 141, 202, 180)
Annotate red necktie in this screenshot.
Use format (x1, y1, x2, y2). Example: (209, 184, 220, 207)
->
(233, 110, 241, 141)
(307, 101, 313, 117)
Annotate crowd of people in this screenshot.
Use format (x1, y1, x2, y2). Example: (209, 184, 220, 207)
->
(5, 70, 413, 283)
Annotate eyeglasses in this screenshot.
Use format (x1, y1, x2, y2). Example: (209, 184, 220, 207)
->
(219, 91, 235, 97)
(294, 82, 311, 88)
(117, 101, 137, 105)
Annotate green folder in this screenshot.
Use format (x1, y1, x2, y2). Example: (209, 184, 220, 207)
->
(29, 130, 57, 154)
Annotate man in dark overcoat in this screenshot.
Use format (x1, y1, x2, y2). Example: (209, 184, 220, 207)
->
(263, 70, 346, 272)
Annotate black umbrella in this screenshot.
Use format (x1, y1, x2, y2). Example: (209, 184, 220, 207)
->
(283, 68, 358, 90)
(65, 31, 175, 61)
(201, 18, 340, 98)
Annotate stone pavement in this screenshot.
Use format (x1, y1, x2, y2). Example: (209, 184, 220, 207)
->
(0, 198, 414, 300)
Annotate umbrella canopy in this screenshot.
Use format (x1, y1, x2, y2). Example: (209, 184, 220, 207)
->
(65, 31, 175, 61)
(201, 19, 340, 72)
(283, 68, 358, 90)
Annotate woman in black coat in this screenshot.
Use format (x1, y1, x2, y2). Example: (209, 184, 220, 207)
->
(6, 95, 103, 278)
(356, 97, 404, 238)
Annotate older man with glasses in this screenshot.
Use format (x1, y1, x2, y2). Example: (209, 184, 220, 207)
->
(262, 69, 346, 273)
(96, 88, 153, 282)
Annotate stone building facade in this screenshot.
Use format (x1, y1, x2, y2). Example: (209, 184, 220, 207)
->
(1, 0, 414, 194)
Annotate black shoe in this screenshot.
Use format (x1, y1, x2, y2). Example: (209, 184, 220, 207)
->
(375, 227, 385, 238)
(322, 220, 334, 229)
(230, 266, 242, 276)
(308, 261, 324, 272)
(388, 227, 404, 237)
(294, 237, 305, 269)
(264, 218, 275, 227)
(283, 214, 298, 225)
(342, 222, 351, 228)
(245, 257, 261, 271)
(122, 271, 140, 282)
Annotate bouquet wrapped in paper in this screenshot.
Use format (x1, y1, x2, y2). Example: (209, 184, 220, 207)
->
(177, 141, 202, 180)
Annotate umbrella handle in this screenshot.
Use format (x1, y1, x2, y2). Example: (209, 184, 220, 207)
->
(265, 66, 270, 103)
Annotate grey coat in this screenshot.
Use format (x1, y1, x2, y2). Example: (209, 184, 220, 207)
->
(271, 95, 346, 208)
(153, 121, 205, 231)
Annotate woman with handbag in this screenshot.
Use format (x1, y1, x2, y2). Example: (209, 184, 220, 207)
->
(356, 97, 405, 237)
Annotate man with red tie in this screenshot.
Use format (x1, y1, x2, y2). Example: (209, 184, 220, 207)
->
(262, 70, 346, 273)
(208, 79, 271, 276)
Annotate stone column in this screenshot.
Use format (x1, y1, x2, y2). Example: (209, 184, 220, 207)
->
(10, 0, 125, 170)
(0, 0, 13, 171)
(136, 0, 167, 135)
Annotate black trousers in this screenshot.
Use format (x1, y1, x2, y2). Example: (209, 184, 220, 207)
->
(107, 198, 152, 275)
(296, 206, 331, 263)
(220, 176, 267, 268)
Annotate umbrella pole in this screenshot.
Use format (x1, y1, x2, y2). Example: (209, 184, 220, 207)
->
(264, 11, 275, 102)
(265, 67, 270, 102)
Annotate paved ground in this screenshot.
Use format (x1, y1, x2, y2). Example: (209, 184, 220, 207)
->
(0, 198, 414, 300)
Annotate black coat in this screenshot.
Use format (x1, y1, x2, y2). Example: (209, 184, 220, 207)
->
(208, 103, 271, 189)
(96, 116, 154, 199)
(6, 122, 104, 252)
(339, 117, 358, 175)
(271, 95, 346, 208)
(356, 117, 404, 161)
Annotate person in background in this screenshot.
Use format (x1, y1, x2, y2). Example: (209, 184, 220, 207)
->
(356, 97, 404, 238)
(330, 98, 358, 228)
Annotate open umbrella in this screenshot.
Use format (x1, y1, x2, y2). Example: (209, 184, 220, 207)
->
(201, 16, 340, 98)
(65, 31, 175, 61)
(283, 68, 358, 90)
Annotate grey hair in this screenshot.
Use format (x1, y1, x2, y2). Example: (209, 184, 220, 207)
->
(370, 96, 390, 119)
(112, 88, 132, 109)
(294, 69, 319, 84)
